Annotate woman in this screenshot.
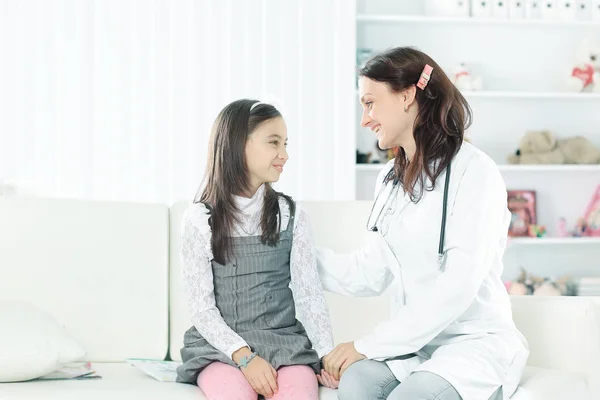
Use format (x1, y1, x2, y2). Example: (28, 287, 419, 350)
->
(317, 47, 529, 400)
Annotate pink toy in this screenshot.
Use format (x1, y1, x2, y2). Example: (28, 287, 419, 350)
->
(567, 39, 600, 93)
(583, 184, 600, 236)
(557, 217, 569, 237)
(558, 217, 590, 237)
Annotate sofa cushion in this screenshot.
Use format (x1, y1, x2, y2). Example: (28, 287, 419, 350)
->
(0, 363, 198, 400)
(511, 295, 600, 386)
(0, 197, 169, 362)
(511, 366, 588, 400)
(0, 364, 586, 400)
(0, 362, 337, 399)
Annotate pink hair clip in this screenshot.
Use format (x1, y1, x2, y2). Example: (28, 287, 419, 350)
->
(416, 64, 434, 90)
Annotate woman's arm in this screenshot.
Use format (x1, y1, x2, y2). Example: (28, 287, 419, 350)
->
(289, 207, 335, 359)
(181, 204, 249, 359)
(354, 156, 509, 359)
(316, 232, 394, 297)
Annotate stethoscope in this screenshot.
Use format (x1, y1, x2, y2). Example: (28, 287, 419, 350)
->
(366, 163, 451, 268)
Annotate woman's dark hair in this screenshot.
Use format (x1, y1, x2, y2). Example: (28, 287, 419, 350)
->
(359, 46, 472, 201)
(195, 99, 294, 264)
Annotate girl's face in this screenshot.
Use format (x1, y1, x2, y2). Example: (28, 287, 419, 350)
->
(358, 76, 416, 150)
(245, 116, 288, 192)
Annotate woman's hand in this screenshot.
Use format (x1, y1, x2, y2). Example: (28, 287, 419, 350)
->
(317, 369, 340, 389)
(322, 342, 366, 380)
(233, 348, 278, 398)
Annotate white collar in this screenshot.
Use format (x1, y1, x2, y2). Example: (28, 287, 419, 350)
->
(233, 184, 265, 216)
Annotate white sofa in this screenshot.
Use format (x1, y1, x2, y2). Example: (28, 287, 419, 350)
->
(0, 197, 598, 400)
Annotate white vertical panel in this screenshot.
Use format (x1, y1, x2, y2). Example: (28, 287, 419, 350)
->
(0, 0, 356, 203)
(33, 0, 58, 195)
(152, 0, 172, 203)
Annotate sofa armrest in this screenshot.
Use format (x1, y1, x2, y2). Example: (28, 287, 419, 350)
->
(511, 295, 600, 395)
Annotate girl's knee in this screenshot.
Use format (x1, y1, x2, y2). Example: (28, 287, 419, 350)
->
(197, 362, 257, 400)
(272, 365, 318, 400)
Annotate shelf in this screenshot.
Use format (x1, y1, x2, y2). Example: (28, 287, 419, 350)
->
(463, 91, 600, 100)
(508, 237, 600, 246)
(499, 165, 600, 172)
(357, 14, 600, 28)
(357, 164, 600, 173)
(354, 89, 600, 100)
(356, 163, 387, 172)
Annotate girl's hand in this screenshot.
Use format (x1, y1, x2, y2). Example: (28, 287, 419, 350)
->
(239, 355, 278, 398)
(317, 369, 340, 389)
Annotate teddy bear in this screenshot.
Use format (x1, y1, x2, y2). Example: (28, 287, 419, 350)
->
(507, 130, 600, 165)
(566, 38, 600, 93)
(451, 62, 483, 92)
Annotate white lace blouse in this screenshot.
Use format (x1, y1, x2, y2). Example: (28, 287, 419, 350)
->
(180, 184, 334, 360)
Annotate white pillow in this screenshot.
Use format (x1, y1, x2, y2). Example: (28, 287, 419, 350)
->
(0, 301, 86, 382)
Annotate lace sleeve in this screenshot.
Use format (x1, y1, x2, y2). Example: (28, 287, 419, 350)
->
(181, 204, 249, 359)
(289, 206, 335, 358)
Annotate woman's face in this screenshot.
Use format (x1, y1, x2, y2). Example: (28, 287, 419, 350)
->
(358, 76, 416, 150)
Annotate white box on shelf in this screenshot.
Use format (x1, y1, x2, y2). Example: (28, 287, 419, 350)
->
(557, 1, 578, 20)
(493, 0, 511, 17)
(526, 0, 544, 18)
(593, 0, 600, 20)
(575, 0, 593, 20)
(541, 0, 559, 20)
(510, 0, 527, 18)
(472, 0, 494, 17)
(424, 0, 470, 17)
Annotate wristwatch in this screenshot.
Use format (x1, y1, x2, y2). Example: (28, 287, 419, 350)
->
(236, 352, 258, 369)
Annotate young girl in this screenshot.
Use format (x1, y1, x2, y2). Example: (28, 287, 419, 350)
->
(176, 99, 337, 399)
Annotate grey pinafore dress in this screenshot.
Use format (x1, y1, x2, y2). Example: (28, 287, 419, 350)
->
(177, 202, 321, 384)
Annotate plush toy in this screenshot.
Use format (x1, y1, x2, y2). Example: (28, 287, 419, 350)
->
(507, 268, 574, 296)
(507, 130, 600, 165)
(507, 281, 528, 296)
(567, 39, 600, 93)
(507, 269, 531, 296)
(451, 63, 483, 91)
(533, 277, 569, 297)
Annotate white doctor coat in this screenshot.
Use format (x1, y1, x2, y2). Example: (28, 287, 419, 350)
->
(317, 142, 529, 400)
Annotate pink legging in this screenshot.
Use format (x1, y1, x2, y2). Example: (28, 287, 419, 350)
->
(197, 361, 319, 400)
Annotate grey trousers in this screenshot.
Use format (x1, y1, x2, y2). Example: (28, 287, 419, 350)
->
(337, 359, 503, 400)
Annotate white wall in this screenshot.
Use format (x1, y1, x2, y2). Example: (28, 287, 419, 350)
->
(0, 0, 356, 204)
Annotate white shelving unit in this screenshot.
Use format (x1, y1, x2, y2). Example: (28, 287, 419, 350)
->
(354, 0, 600, 282)
(508, 237, 600, 246)
(462, 91, 600, 99)
(357, 163, 600, 173)
(356, 88, 600, 100)
(357, 14, 600, 27)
